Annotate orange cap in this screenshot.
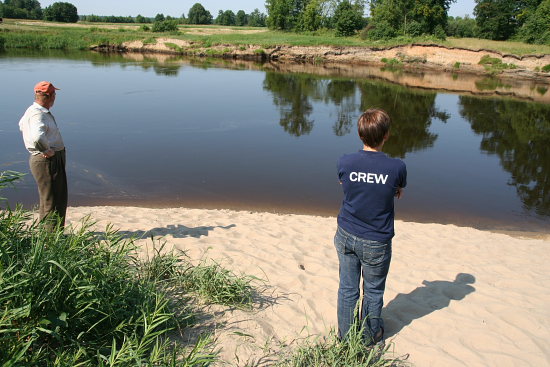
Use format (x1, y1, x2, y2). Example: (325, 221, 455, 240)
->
(34, 81, 60, 94)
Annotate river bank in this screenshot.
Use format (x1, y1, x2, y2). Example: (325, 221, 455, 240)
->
(87, 49, 550, 104)
(2, 19, 550, 86)
(93, 38, 550, 87)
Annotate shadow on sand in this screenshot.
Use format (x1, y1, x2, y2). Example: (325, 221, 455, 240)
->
(383, 273, 476, 338)
(92, 223, 236, 240)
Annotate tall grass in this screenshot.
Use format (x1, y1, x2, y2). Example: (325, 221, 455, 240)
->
(276, 320, 407, 367)
(0, 172, 257, 366)
(0, 26, 142, 50)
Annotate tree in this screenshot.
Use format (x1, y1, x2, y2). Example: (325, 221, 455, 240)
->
(367, 0, 454, 39)
(187, 3, 212, 24)
(215, 9, 236, 26)
(234, 10, 247, 26)
(410, 0, 453, 34)
(446, 15, 477, 37)
(517, 0, 550, 44)
(43, 2, 78, 23)
(333, 0, 365, 36)
(154, 13, 165, 22)
(152, 19, 178, 32)
(299, 0, 323, 31)
(515, 0, 543, 26)
(248, 8, 267, 27)
(474, 0, 517, 40)
(1, 0, 42, 19)
(135, 14, 150, 23)
(266, 0, 294, 30)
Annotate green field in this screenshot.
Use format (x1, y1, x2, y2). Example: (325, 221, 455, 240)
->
(2, 18, 550, 56)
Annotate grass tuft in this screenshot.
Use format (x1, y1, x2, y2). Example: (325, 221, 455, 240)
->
(478, 54, 518, 74)
(0, 171, 258, 365)
(276, 318, 407, 367)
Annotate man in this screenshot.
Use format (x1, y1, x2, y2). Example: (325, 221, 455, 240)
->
(19, 81, 67, 229)
(335, 108, 407, 346)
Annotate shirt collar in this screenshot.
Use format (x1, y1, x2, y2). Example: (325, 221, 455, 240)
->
(33, 102, 50, 113)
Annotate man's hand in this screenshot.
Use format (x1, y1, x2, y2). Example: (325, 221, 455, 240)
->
(42, 149, 55, 158)
(395, 187, 404, 199)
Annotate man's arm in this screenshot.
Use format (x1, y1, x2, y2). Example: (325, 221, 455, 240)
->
(28, 113, 54, 157)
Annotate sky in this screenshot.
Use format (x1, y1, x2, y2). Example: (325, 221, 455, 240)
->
(37, 0, 477, 18)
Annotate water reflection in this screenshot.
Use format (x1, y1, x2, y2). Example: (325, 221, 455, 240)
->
(459, 96, 550, 216)
(263, 72, 448, 159)
(358, 81, 449, 158)
(263, 72, 316, 137)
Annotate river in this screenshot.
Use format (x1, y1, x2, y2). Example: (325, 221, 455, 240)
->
(1, 50, 549, 233)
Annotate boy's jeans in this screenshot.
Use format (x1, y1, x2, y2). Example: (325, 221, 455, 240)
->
(334, 226, 392, 343)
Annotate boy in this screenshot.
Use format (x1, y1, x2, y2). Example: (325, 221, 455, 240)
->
(335, 108, 407, 346)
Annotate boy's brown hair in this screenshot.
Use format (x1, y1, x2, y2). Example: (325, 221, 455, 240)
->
(357, 108, 391, 148)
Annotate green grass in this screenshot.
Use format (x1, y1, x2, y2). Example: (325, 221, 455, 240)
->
(2, 20, 550, 56)
(445, 37, 550, 56)
(478, 54, 518, 74)
(0, 172, 257, 366)
(542, 64, 550, 72)
(381, 57, 402, 66)
(165, 42, 183, 52)
(0, 25, 143, 50)
(276, 318, 407, 367)
(142, 37, 156, 45)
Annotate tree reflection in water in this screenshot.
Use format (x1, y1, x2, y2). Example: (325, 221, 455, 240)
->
(358, 81, 449, 158)
(325, 80, 357, 136)
(459, 96, 550, 216)
(263, 72, 316, 136)
(263, 71, 449, 159)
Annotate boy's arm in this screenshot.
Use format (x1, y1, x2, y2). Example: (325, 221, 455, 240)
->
(395, 187, 404, 199)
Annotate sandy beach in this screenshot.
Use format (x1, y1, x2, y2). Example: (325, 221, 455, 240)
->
(66, 206, 550, 367)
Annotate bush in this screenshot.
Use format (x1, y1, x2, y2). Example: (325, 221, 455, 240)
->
(152, 19, 179, 32)
(405, 20, 423, 37)
(334, 0, 365, 37)
(434, 24, 446, 40)
(140, 24, 150, 31)
(542, 64, 550, 72)
(363, 21, 397, 40)
(478, 54, 517, 74)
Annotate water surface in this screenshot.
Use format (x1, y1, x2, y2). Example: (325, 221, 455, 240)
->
(1, 50, 549, 233)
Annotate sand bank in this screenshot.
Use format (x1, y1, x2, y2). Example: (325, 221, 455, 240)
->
(67, 206, 550, 367)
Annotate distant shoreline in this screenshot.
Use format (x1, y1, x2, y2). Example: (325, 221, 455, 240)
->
(3, 19, 550, 85)
(95, 39, 550, 86)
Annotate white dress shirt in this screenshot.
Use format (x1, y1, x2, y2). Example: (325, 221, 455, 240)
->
(19, 102, 65, 155)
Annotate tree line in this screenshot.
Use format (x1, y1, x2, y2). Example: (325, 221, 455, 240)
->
(0, 0, 77, 22)
(1, 0, 548, 45)
(0, 1, 267, 27)
(265, 0, 550, 44)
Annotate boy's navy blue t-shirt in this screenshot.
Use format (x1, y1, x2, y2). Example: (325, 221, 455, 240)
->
(337, 150, 407, 243)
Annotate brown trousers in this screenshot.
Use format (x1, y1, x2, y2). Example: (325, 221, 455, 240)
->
(29, 149, 67, 229)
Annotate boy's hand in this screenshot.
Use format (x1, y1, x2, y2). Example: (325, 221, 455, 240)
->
(395, 187, 404, 199)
